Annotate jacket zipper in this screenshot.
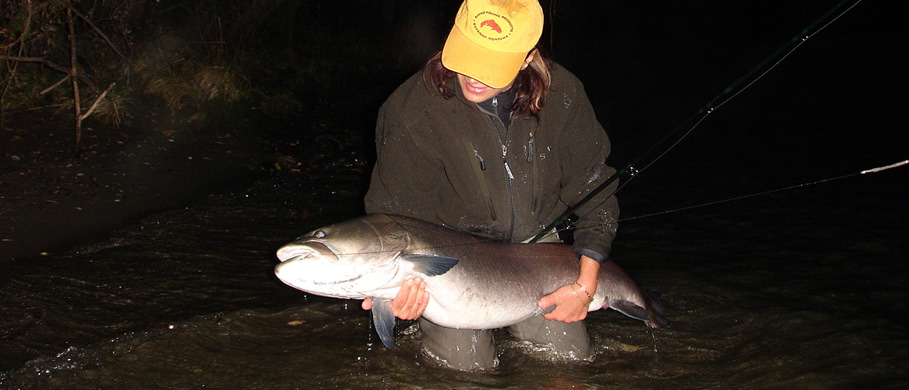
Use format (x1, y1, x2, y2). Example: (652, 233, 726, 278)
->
(527, 130, 539, 213)
(489, 117, 516, 241)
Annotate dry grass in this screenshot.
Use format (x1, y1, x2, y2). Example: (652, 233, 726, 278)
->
(133, 34, 247, 123)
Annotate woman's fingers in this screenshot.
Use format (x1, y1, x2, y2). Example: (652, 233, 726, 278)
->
(391, 279, 427, 320)
(539, 284, 588, 323)
(363, 279, 429, 320)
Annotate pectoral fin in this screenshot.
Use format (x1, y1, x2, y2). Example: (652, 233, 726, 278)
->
(371, 298, 396, 348)
(402, 254, 459, 276)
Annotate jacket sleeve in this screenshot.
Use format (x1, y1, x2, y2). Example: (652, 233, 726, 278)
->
(556, 79, 619, 264)
(364, 98, 440, 217)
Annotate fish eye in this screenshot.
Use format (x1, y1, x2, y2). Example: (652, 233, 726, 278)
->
(313, 230, 327, 239)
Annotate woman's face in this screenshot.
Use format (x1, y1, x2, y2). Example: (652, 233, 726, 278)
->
(455, 52, 535, 103)
(456, 74, 513, 103)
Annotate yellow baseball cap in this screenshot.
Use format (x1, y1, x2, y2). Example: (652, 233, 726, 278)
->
(441, 0, 544, 88)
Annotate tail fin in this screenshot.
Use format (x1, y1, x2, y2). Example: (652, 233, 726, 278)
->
(609, 293, 670, 330)
(644, 293, 671, 329)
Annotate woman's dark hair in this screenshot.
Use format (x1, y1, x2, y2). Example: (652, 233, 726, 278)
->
(423, 48, 552, 119)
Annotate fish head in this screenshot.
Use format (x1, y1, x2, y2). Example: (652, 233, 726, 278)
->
(274, 215, 411, 299)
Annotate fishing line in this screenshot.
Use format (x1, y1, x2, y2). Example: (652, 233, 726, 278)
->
(529, 0, 864, 243)
(589, 160, 907, 226)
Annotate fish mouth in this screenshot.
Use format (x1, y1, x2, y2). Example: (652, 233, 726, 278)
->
(274, 256, 364, 291)
(276, 241, 336, 262)
(274, 241, 362, 288)
(311, 274, 362, 286)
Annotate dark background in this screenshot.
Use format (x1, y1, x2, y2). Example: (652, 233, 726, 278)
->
(1, 2, 907, 385)
(1, 0, 906, 258)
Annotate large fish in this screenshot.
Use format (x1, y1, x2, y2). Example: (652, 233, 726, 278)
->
(275, 214, 668, 347)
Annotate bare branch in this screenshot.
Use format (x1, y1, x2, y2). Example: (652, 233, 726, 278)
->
(41, 75, 72, 95)
(67, 3, 83, 152)
(0, 55, 99, 92)
(68, 4, 127, 60)
(0, 55, 46, 63)
(80, 82, 116, 121)
(0, 55, 73, 77)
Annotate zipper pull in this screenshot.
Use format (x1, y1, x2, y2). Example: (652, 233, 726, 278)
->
(474, 150, 486, 171)
(501, 144, 514, 180)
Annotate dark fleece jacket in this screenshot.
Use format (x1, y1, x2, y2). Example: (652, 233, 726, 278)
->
(364, 63, 619, 263)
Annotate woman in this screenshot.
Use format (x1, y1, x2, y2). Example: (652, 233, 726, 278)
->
(362, 0, 618, 370)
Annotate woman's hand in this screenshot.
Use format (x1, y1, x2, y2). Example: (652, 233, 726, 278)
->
(361, 279, 429, 320)
(536, 283, 592, 323)
(537, 256, 600, 323)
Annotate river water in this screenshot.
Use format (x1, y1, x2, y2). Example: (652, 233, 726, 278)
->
(1, 147, 906, 388)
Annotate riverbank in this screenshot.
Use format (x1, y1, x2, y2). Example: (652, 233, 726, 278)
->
(0, 114, 270, 262)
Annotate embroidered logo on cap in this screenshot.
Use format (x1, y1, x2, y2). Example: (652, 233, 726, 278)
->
(472, 11, 513, 41)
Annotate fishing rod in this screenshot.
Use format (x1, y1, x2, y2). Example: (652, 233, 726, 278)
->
(529, 0, 864, 243)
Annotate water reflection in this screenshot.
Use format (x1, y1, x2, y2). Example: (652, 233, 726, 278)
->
(1, 171, 907, 388)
